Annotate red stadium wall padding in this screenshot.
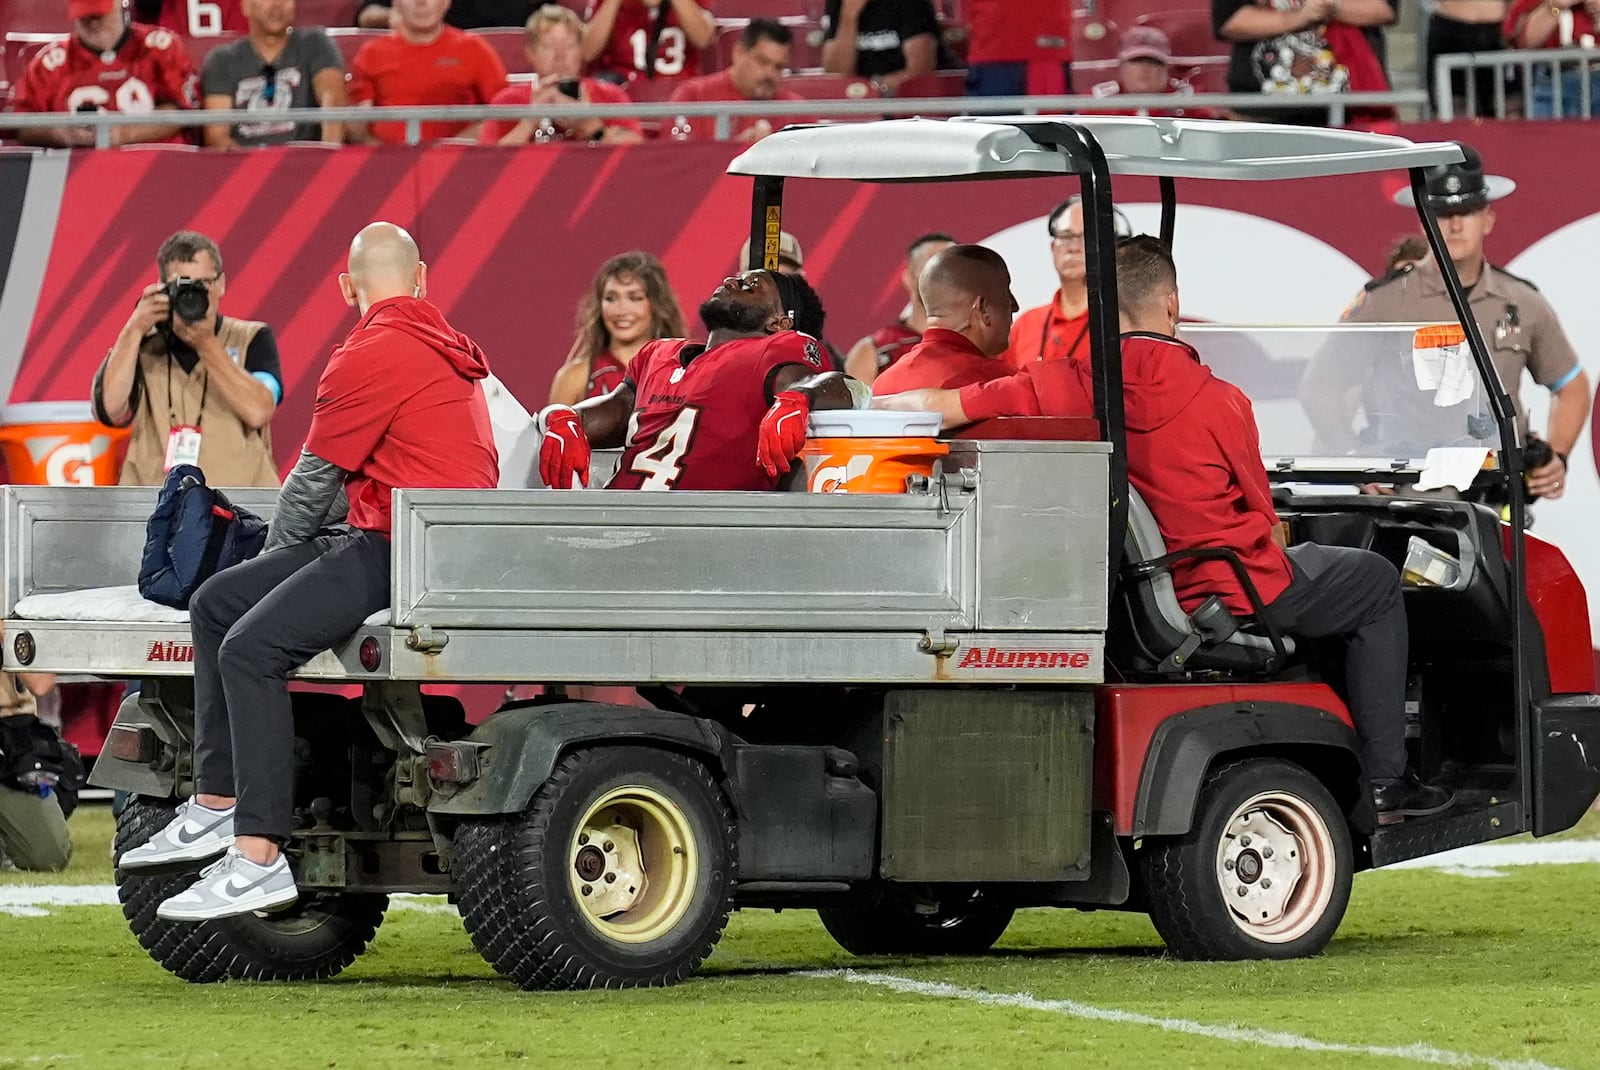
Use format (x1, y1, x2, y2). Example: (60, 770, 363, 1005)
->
(3, 122, 1597, 487)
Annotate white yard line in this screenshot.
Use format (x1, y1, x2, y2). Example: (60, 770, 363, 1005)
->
(0, 885, 452, 917)
(804, 969, 1570, 1070)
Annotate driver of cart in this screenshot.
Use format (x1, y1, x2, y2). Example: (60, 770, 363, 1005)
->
(868, 244, 1019, 395)
(117, 222, 500, 921)
(888, 236, 1455, 824)
(537, 269, 867, 492)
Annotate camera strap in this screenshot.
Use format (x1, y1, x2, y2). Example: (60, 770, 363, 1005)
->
(166, 353, 210, 431)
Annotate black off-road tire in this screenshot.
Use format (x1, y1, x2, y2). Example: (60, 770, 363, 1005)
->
(1139, 757, 1353, 961)
(818, 891, 1014, 956)
(455, 745, 737, 990)
(114, 796, 387, 982)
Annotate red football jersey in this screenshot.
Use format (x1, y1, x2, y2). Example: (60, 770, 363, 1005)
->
(608, 332, 828, 491)
(154, 0, 247, 36)
(867, 320, 922, 374)
(11, 25, 197, 119)
(584, 0, 704, 84)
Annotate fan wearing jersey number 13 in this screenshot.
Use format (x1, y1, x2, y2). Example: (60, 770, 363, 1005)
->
(536, 269, 864, 491)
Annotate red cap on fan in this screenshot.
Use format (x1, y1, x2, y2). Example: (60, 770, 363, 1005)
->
(68, 0, 118, 18)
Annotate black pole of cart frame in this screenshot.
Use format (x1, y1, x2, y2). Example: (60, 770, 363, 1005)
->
(1409, 164, 1534, 821)
(749, 175, 785, 273)
(1024, 123, 1130, 598)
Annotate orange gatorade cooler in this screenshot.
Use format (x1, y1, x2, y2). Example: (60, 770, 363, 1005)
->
(800, 409, 948, 494)
(0, 401, 130, 486)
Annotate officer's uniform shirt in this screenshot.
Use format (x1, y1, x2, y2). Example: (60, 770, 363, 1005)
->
(1342, 256, 1583, 420)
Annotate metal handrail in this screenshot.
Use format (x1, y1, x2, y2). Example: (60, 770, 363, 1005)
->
(1435, 46, 1600, 119)
(0, 90, 1430, 148)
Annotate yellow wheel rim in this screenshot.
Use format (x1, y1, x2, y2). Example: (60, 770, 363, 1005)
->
(568, 785, 698, 944)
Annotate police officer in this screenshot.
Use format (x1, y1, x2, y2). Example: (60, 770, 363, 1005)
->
(1336, 144, 1590, 501)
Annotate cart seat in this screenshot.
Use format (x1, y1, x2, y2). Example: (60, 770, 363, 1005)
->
(1113, 488, 1293, 675)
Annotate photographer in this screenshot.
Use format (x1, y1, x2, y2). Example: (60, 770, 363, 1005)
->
(93, 231, 283, 488)
(0, 656, 75, 873)
(478, 5, 643, 146)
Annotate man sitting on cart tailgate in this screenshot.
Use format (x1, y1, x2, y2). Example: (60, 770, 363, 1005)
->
(537, 269, 864, 491)
(880, 236, 1454, 825)
(119, 222, 499, 920)
(869, 244, 1019, 395)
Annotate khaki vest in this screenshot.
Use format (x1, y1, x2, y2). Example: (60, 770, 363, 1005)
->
(102, 318, 280, 488)
(0, 673, 35, 718)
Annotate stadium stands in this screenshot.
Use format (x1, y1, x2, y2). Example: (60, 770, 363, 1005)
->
(0, 0, 70, 41)
(1133, 10, 1226, 61)
(324, 26, 384, 68)
(1072, 17, 1122, 64)
(468, 27, 534, 74)
(293, 0, 363, 28)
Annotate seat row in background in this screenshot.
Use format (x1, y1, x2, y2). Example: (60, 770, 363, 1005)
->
(0, 0, 1230, 112)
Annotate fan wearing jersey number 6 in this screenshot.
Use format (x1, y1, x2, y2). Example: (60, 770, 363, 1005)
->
(538, 269, 865, 491)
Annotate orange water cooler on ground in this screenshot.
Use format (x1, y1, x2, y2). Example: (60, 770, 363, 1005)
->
(0, 402, 131, 758)
(0, 401, 130, 486)
(799, 409, 947, 493)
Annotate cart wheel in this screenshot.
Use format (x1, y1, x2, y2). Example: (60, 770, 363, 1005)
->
(455, 745, 737, 990)
(818, 889, 1014, 956)
(1140, 757, 1352, 961)
(114, 796, 386, 982)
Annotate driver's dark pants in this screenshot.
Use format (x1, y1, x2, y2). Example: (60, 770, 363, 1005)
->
(1258, 543, 1408, 781)
(189, 530, 390, 841)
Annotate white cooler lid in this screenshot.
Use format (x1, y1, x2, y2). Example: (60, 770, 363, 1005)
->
(806, 408, 941, 438)
(0, 401, 97, 426)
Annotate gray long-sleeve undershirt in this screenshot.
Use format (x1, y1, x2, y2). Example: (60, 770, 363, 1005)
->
(264, 448, 350, 553)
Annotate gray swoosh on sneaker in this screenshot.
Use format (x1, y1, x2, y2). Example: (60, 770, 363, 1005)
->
(173, 822, 219, 845)
(222, 872, 277, 897)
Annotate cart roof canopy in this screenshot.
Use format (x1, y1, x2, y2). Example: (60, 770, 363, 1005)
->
(727, 117, 1464, 183)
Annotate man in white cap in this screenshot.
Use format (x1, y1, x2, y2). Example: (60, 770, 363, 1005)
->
(1325, 143, 1589, 501)
(1087, 26, 1216, 118)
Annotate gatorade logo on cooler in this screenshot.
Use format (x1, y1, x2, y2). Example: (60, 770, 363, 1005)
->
(27, 434, 113, 487)
(810, 455, 873, 493)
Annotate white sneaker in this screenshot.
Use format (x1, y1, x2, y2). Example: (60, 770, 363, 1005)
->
(156, 848, 298, 921)
(118, 799, 235, 871)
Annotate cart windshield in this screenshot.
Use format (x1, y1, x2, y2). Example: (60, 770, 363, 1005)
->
(1183, 322, 1496, 472)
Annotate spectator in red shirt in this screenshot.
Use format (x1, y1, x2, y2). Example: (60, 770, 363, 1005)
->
(549, 251, 687, 405)
(1002, 195, 1129, 371)
(964, 0, 1073, 97)
(669, 19, 806, 142)
(479, 4, 644, 146)
(844, 231, 954, 385)
(120, 222, 500, 918)
(134, 0, 247, 36)
(871, 244, 1015, 394)
(1086, 27, 1220, 118)
(348, 0, 508, 144)
(582, 0, 715, 86)
(1504, 0, 1600, 116)
(9, 0, 197, 148)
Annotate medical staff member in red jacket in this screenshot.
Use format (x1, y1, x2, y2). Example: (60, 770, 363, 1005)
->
(120, 222, 500, 919)
(880, 236, 1454, 825)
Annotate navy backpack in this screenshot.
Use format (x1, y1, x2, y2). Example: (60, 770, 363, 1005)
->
(138, 464, 268, 609)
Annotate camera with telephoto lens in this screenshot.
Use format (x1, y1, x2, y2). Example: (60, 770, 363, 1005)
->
(164, 277, 211, 325)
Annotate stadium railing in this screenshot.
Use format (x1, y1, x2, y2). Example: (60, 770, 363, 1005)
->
(1434, 46, 1600, 119)
(1, 90, 1430, 148)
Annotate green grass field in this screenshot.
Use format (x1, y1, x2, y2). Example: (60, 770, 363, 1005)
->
(4, 807, 1599, 1070)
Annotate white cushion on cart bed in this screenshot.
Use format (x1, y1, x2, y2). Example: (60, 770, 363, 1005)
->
(14, 585, 390, 627)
